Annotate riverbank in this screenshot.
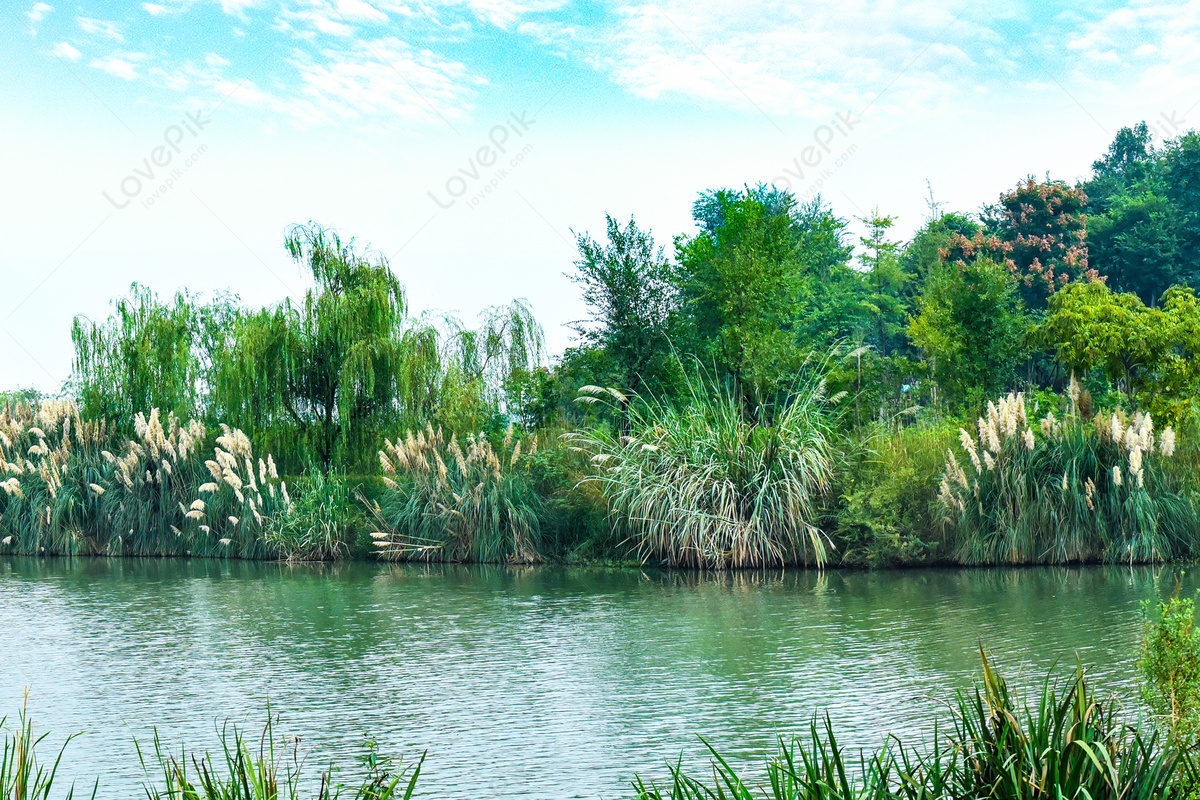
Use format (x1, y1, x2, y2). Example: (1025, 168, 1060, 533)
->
(3, 390, 1199, 570)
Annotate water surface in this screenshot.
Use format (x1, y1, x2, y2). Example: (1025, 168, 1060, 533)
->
(0, 558, 1173, 798)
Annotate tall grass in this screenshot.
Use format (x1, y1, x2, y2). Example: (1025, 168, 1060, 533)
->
(937, 389, 1194, 565)
(0, 401, 295, 559)
(1, 695, 93, 800)
(371, 423, 543, 563)
(570, 368, 835, 569)
(139, 716, 421, 800)
(633, 651, 1189, 799)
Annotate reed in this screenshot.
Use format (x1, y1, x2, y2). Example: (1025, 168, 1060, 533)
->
(570, 367, 836, 569)
(371, 423, 543, 563)
(1, 695, 93, 800)
(937, 386, 1194, 564)
(0, 401, 294, 559)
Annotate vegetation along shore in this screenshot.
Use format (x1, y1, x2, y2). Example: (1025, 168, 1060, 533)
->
(4, 122, 1200, 570)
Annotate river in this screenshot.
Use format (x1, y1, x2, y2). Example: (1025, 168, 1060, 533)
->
(0, 558, 1172, 798)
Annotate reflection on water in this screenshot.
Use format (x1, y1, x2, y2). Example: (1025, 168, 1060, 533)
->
(0, 557, 1176, 799)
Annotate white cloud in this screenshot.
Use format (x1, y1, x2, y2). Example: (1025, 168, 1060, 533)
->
(27, 2, 53, 23)
(587, 0, 983, 119)
(206, 53, 231, 66)
(77, 17, 125, 42)
(289, 37, 483, 125)
(50, 41, 81, 60)
(143, 3, 169, 14)
(91, 53, 145, 80)
(335, 0, 388, 23)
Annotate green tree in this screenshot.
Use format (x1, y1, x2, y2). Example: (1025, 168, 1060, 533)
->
(70, 283, 201, 422)
(675, 187, 809, 410)
(1036, 279, 1200, 418)
(568, 214, 678, 403)
(908, 258, 1028, 406)
(857, 210, 911, 357)
(1088, 192, 1179, 305)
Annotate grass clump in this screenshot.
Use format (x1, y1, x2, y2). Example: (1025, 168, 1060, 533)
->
(139, 716, 421, 800)
(0, 400, 295, 559)
(571, 367, 836, 569)
(267, 466, 355, 561)
(1140, 589, 1200, 744)
(634, 650, 1188, 799)
(937, 386, 1193, 564)
(1, 697, 92, 800)
(371, 423, 543, 563)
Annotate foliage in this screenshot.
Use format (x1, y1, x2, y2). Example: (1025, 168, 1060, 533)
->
(569, 214, 679, 404)
(372, 424, 543, 563)
(1038, 280, 1200, 419)
(1141, 591, 1200, 743)
(937, 390, 1192, 564)
(833, 419, 956, 567)
(633, 652, 1187, 799)
(908, 258, 1028, 406)
(571, 363, 836, 569)
(674, 188, 812, 409)
(71, 284, 202, 422)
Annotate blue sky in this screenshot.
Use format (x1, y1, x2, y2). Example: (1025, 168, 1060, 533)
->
(3, 0, 1199, 391)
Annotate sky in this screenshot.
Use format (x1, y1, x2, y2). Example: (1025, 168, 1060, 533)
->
(2, 0, 1200, 392)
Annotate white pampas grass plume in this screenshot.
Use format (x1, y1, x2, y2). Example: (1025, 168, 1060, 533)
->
(190, 499, 205, 512)
(1161, 427, 1176, 457)
(1023, 429, 1035, 451)
(983, 451, 995, 471)
(89, 483, 105, 496)
(1113, 465, 1122, 487)
(185, 510, 205, 520)
(199, 482, 219, 494)
(228, 516, 239, 526)
(219, 538, 232, 546)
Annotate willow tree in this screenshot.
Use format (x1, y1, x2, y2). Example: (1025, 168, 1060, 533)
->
(71, 283, 201, 423)
(209, 223, 408, 473)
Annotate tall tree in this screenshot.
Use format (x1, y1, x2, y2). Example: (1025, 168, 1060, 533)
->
(568, 214, 678, 402)
(908, 258, 1028, 406)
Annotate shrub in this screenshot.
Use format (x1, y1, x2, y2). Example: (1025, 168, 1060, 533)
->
(937, 388, 1193, 564)
(372, 424, 543, 563)
(1141, 591, 1200, 743)
(267, 466, 355, 561)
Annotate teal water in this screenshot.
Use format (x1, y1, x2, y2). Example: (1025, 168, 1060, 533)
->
(0, 558, 1173, 798)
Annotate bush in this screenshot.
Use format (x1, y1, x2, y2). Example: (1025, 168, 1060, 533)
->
(1141, 590, 1200, 743)
(267, 466, 356, 561)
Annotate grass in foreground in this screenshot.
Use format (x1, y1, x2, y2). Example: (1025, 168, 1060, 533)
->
(633, 650, 1190, 799)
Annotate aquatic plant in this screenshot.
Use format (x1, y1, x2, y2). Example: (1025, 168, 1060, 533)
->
(937, 386, 1193, 564)
(371, 423, 543, 563)
(570, 367, 835, 569)
(1, 697, 92, 800)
